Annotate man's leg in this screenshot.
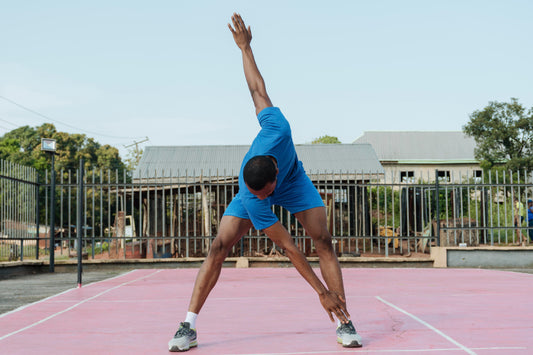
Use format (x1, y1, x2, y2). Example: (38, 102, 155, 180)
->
(169, 216, 252, 352)
(294, 207, 345, 301)
(294, 206, 362, 348)
(188, 216, 252, 313)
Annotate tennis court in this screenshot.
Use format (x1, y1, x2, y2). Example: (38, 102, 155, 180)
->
(1, 268, 531, 354)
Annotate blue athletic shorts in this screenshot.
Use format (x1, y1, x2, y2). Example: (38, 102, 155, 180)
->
(224, 169, 324, 227)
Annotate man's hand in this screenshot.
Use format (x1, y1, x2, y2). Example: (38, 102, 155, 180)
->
(319, 290, 351, 324)
(228, 13, 252, 50)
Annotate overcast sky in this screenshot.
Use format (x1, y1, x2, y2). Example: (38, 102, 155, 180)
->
(1, 0, 532, 157)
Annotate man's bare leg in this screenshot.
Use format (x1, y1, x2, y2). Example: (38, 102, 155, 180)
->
(294, 207, 346, 303)
(295, 206, 362, 348)
(189, 216, 252, 313)
(169, 216, 251, 352)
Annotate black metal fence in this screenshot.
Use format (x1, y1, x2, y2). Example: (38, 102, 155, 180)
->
(1, 158, 532, 263)
(0, 160, 39, 261)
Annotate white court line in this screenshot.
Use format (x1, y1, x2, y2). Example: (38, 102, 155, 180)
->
(0, 269, 137, 319)
(0, 269, 162, 341)
(229, 347, 526, 355)
(376, 296, 476, 355)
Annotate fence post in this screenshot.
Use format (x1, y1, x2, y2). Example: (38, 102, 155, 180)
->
(49, 154, 56, 272)
(35, 173, 40, 260)
(77, 159, 84, 287)
(435, 169, 440, 247)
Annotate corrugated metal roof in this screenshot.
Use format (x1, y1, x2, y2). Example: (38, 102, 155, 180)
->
(353, 131, 477, 162)
(134, 144, 383, 178)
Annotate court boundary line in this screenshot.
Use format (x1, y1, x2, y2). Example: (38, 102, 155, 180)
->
(0, 269, 162, 341)
(230, 346, 526, 355)
(0, 269, 137, 319)
(376, 296, 476, 355)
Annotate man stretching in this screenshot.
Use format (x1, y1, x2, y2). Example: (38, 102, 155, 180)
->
(168, 13, 362, 352)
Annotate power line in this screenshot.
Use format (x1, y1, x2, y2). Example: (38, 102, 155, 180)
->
(0, 117, 20, 127)
(0, 95, 145, 140)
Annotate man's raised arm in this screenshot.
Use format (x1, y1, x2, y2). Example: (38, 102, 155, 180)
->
(228, 13, 273, 116)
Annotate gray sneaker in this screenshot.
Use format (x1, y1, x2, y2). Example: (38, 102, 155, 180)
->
(168, 322, 198, 352)
(336, 320, 362, 348)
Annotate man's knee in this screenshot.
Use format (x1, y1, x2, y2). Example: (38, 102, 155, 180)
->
(312, 230, 334, 253)
(208, 237, 231, 262)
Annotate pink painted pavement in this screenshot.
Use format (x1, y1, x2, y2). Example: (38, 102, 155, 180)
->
(0, 268, 531, 354)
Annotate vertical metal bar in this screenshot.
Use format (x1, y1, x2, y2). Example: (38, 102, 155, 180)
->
(170, 169, 174, 256)
(154, 170, 159, 256)
(435, 170, 440, 247)
(185, 169, 189, 258)
(489, 171, 494, 245)
(193, 170, 197, 255)
(107, 170, 111, 254)
(177, 169, 181, 256)
(77, 159, 84, 287)
(138, 170, 143, 256)
(100, 168, 103, 253)
(49, 154, 56, 272)
(59, 169, 64, 255)
(162, 169, 166, 254)
(91, 169, 95, 258)
(35, 171, 40, 260)
(45, 170, 49, 254)
(130, 169, 136, 256)
(123, 169, 127, 257)
(83, 168, 87, 252)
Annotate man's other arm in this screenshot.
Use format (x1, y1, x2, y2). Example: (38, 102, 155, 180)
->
(228, 13, 273, 116)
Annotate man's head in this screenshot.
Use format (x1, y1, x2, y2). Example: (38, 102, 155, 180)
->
(243, 155, 278, 200)
(528, 199, 533, 205)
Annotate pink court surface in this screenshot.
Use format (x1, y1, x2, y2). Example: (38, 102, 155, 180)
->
(0, 268, 531, 355)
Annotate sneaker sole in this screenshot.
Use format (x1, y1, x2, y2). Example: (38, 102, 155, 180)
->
(169, 340, 198, 352)
(337, 337, 362, 348)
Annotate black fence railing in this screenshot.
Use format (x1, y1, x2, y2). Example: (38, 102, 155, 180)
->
(2, 159, 533, 264)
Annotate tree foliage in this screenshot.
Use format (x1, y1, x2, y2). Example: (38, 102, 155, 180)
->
(0, 124, 126, 177)
(463, 98, 533, 170)
(311, 135, 341, 144)
(124, 147, 144, 171)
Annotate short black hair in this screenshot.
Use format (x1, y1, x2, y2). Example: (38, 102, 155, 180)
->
(243, 156, 277, 191)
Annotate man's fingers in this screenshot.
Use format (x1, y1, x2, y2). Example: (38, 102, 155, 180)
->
(227, 23, 236, 34)
(236, 13, 245, 28)
(232, 13, 244, 31)
(335, 308, 348, 323)
(231, 15, 241, 31)
(344, 308, 351, 319)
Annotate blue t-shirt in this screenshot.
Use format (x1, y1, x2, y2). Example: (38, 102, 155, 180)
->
(238, 107, 304, 230)
(528, 204, 533, 221)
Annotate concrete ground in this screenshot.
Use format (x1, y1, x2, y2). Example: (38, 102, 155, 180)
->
(0, 270, 123, 314)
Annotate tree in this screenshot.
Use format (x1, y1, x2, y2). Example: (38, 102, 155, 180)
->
(463, 98, 533, 170)
(311, 135, 341, 144)
(0, 123, 126, 176)
(124, 147, 144, 171)
(1, 124, 128, 225)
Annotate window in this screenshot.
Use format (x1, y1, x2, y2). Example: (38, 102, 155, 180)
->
(473, 170, 482, 183)
(400, 171, 415, 183)
(438, 170, 450, 182)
